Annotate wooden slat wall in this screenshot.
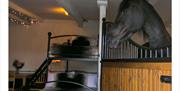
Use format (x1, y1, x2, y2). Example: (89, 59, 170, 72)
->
(102, 62, 171, 91)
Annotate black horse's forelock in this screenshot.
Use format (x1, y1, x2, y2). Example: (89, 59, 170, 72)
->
(119, 0, 130, 11)
(116, 0, 145, 23)
(115, 0, 129, 23)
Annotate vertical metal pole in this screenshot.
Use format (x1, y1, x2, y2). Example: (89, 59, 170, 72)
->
(121, 42, 123, 58)
(126, 41, 129, 58)
(167, 47, 169, 58)
(135, 47, 138, 58)
(133, 46, 135, 58)
(150, 50, 152, 58)
(123, 41, 126, 58)
(47, 32, 52, 58)
(46, 32, 52, 84)
(155, 50, 158, 58)
(145, 49, 147, 58)
(131, 44, 133, 58)
(140, 49, 143, 58)
(161, 48, 163, 58)
(65, 60, 69, 72)
(97, 1, 107, 91)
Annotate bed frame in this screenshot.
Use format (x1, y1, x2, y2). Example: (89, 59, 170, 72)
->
(23, 32, 99, 90)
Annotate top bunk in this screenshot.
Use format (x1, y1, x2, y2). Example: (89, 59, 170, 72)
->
(47, 32, 99, 62)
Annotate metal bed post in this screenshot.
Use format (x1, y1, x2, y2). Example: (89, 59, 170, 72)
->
(47, 32, 52, 58)
(23, 32, 53, 90)
(45, 32, 53, 85)
(97, 0, 107, 91)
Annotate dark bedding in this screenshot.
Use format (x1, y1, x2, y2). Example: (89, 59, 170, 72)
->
(50, 44, 98, 58)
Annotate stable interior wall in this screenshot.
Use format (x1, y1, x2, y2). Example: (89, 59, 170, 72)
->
(9, 19, 99, 73)
(9, 19, 171, 72)
(102, 62, 171, 91)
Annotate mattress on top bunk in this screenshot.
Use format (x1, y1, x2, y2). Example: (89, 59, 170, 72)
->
(50, 44, 98, 58)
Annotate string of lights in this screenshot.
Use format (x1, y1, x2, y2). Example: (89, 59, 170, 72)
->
(9, 7, 39, 25)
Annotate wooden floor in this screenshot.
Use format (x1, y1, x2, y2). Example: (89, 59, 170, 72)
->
(101, 61, 171, 91)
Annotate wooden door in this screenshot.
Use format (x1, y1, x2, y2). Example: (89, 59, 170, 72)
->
(101, 62, 171, 91)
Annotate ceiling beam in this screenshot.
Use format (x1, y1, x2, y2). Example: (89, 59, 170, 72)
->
(55, 0, 85, 27)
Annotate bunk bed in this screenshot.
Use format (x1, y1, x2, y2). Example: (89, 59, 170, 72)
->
(23, 32, 99, 91)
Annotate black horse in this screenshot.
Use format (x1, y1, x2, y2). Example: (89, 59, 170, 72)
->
(108, 0, 171, 49)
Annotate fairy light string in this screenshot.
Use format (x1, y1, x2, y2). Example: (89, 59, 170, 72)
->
(9, 7, 39, 25)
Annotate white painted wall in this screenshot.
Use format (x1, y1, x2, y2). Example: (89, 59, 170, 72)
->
(9, 20, 99, 72)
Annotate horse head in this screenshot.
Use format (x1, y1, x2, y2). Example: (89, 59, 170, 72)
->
(108, 0, 171, 48)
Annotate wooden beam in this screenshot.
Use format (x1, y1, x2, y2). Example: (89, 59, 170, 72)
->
(56, 0, 84, 27)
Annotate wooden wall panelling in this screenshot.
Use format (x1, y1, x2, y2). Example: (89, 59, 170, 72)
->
(101, 62, 171, 91)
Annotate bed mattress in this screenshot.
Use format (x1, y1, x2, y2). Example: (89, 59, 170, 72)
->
(50, 44, 98, 58)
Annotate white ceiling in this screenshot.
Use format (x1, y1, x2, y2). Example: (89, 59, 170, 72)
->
(10, 0, 171, 25)
(10, 0, 99, 20)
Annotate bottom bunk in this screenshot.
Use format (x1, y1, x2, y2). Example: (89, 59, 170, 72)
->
(43, 71, 97, 91)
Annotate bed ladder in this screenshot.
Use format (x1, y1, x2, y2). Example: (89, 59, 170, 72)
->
(22, 58, 52, 90)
